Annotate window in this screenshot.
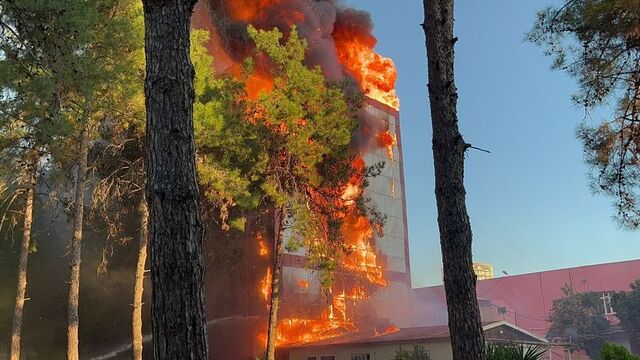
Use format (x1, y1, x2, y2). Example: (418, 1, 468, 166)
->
(352, 354, 371, 360)
(601, 291, 615, 315)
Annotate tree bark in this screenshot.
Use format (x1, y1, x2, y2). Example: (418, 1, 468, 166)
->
(132, 198, 149, 360)
(67, 119, 91, 360)
(265, 207, 286, 360)
(9, 165, 36, 360)
(142, 0, 209, 358)
(422, 1, 486, 360)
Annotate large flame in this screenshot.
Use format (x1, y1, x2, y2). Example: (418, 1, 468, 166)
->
(196, 0, 402, 351)
(257, 156, 392, 347)
(333, 20, 399, 110)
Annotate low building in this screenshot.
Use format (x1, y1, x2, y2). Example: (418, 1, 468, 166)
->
(414, 259, 640, 357)
(281, 321, 549, 360)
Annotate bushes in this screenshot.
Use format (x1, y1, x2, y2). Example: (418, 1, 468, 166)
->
(394, 345, 432, 360)
(600, 343, 640, 360)
(485, 343, 546, 360)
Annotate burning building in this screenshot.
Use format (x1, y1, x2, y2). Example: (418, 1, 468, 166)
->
(191, 0, 413, 358)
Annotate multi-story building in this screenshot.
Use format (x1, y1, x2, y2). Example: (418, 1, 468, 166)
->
(473, 263, 495, 280)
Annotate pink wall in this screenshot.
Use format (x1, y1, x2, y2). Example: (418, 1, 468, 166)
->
(415, 260, 640, 336)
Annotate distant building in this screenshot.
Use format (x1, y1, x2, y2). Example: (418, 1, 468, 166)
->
(415, 259, 640, 359)
(473, 263, 494, 280)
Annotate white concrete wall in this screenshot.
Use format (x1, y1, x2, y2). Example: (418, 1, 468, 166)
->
(289, 340, 453, 360)
(361, 104, 407, 275)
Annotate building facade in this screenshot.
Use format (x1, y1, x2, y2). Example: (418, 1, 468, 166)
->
(280, 98, 412, 324)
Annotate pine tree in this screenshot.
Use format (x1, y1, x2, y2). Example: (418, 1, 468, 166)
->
(85, 0, 146, 356)
(244, 26, 371, 360)
(0, 1, 77, 357)
(422, 1, 486, 359)
(141, 0, 210, 357)
(529, 0, 640, 228)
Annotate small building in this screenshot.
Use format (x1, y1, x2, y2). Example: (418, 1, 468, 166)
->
(473, 263, 495, 280)
(280, 321, 549, 360)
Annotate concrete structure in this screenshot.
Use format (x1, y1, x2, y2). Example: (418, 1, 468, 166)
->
(415, 259, 640, 357)
(280, 98, 412, 323)
(282, 321, 549, 360)
(473, 263, 495, 280)
(416, 259, 640, 336)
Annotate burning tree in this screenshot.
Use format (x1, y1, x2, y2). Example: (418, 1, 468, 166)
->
(242, 25, 383, 359)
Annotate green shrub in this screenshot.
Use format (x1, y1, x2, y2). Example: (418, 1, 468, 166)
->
(394, 345, 432, 360)
(485, 342, 546, 360)
(600, 343, 640, 360)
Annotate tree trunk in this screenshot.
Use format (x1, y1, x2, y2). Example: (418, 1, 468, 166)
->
(422, 1, 486, 360)
(132, 198, 149, 360)
(67, 119, 91, 360)
(142, 0, 209, 358)
(265, 207, 286, 360)
(9, 166, 36, 360)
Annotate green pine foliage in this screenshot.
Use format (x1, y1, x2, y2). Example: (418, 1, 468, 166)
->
(529, 0, 640, 228)
(191, 29, 262, 231)
(246, 25, 368, 286)
(600, 343, 640, 360)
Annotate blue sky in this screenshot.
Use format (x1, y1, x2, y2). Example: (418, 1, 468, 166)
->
(343, 0, 639, 287)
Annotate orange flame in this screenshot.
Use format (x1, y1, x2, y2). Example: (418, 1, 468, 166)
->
(246, 72, 274, 100)
(224, 0, 281, 22)
(261, 267, 272, 303)
(341, 213, 386, 287)
(374, 325, 400, 337)
(257, 158, 389, 348)
(334, 24, 399, 110)
(257, 233, 269, 257)
(377, 131, 396, 159)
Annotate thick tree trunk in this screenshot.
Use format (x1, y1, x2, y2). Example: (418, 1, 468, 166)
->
(142, 0, 209, 358)
(422, 1, 486, 360)
(67, 121, 91, 360)
(9, 166, 36, 360)
(265, 207, 286, 360)
(132, 198, 149, 360)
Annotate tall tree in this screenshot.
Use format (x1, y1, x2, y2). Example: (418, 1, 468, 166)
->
(244, 26, 368, 360)
(0, 1, 77, 357)
(87, 0, 146, 356)
(529, 0, 640, 228)
(141, 0, 209, 357)
(64, 0, 146, 356)
(8, 162, 36, 360)
(422, 1, 486, 359)
(67, 110, 91, 360)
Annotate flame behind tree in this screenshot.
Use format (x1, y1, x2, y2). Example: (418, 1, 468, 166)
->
(206, 0, 399, 110)
(242, 25, 383, 360)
